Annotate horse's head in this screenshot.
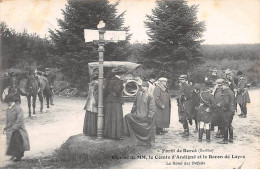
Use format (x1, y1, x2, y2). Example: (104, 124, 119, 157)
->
(26, 74, 38, 95)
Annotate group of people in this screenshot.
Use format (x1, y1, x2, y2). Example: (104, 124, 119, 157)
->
(83, 66, 251, 146)
(177, 68, 250, 144)
(83, 65, 171, 146)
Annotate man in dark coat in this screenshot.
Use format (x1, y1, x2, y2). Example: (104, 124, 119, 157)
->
(191, 84, 201, 132)
(218, 80, 235, 144)
(153, 77, 171, 135)
(197, 82, 216, 142)
(43, 68, 56, 105)
(177, 75, 193, 136)
(236, 71, 250, 118)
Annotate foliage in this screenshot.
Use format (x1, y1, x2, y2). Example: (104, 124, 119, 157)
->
(0, 22, 55, 71)
(144, 0, 205, 78)
(201, 44, 260, 61)
(49, 0, 130, 90)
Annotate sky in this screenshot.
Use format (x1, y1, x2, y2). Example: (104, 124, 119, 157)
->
(0, 0, 260, 44)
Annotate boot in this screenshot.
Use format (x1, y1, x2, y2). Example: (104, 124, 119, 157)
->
(184, 129, 189, 136)
(229, 126, 234, 143)
(198, 128, 203, 142)
(206, 129, 211, 142)
(218, 127, 228, 144)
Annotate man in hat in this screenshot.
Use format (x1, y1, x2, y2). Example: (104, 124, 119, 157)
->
(177, 75, 193, 136)
(205, 67, 219, 83)
(225, 69, 237, 92)
(43, 68, 56, 105)
(236, 71, 250, 118)
(124, 81, 155, 147)
(213, 78, 225, 138)
(3, 93, 30, 162)
(197, 81, 216, 142)
(153, 77, 171, 135)
(218, 80, 235, 144)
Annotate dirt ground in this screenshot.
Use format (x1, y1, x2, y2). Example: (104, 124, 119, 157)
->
(0, 89, 259, 169)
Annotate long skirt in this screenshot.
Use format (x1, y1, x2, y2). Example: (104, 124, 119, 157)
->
(124, 113, 155, 144)
(104, 103, 123, 139)
(6, 130, 24, 159)
(83, 111, 97, 136)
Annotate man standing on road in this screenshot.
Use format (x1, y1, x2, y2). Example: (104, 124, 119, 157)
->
(153, 77, 171, 135)
(213, 79, 225, 138)
(197, 82, 216, 142)
(236, 71, 250, 118)
(191, 84, 201, 133)
(218, 80, 235, 144)
(44, 68, 56, 105)
(177, 75, 193, 136)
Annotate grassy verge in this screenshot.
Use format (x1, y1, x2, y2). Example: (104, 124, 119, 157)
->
(3, 134, 149, 169)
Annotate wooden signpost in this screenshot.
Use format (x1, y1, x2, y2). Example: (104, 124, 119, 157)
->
(84, 21, 126, 139)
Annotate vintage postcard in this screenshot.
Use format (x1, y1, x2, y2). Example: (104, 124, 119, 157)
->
(0, 0, 259, 169)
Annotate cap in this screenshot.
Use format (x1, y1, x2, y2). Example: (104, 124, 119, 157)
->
(225, 69, 232, 75)
(45, 68, 50, 71)
(158, 77, 168, 82)
(237, 71, 243, 76)
(178, 75, 187, 80)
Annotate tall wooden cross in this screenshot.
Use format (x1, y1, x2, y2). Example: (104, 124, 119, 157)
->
(84, 20, 126, 139)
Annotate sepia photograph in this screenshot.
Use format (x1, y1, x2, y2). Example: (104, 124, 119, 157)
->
(0, 0, 260, 169)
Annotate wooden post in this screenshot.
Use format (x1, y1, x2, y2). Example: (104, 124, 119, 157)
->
(97, 28, 105, 139)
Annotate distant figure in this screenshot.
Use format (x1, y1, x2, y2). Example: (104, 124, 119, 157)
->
(191, 84, 201, 132)
(205, 67, 219, 84)
(104, 66, 127, 140)
(83, 72, 98, 136)
(3, 93, 30, 162)
(236, 71, 250, 118)
(153, 77, 171, 135)
(43, 68, 56, 105)
(124, 81, 155, 147)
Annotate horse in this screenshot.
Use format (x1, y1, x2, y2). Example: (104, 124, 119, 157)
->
(26, 72, 51, 117)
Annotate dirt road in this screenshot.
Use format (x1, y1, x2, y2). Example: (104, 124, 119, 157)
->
(0, 89, 259, 168)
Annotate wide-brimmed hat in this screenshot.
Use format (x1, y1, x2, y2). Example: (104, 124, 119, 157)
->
(4, 93, 21, 103)
(111, 65, 128, 74)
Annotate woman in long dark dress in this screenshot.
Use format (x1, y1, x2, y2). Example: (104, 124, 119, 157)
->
(83, 73, 99, 136)
(104, 66, 127, 140)
(3, 93, 30, 162)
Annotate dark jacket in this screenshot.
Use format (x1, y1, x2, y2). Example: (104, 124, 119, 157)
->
(197, 90, 216, 123)
(153, 84, 171, 128)
(105, 76, 124, 104)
